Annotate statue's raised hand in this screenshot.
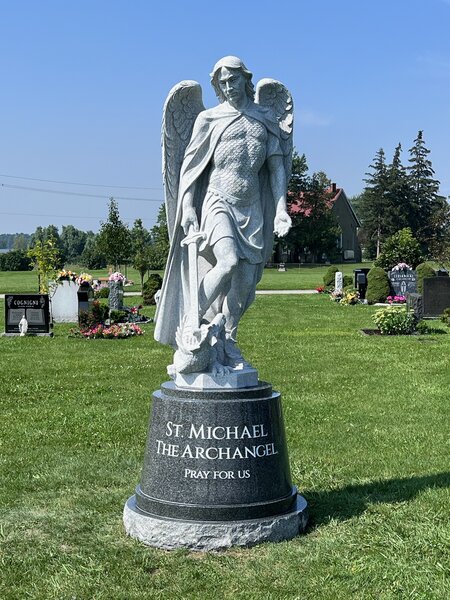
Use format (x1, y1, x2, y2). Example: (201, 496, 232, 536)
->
(274, 209, 292, 237)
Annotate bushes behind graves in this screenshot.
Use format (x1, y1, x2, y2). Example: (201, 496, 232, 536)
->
(374, 228, 423, 270)
(94, 286, 110, 299)
(416, 261, 436, 293)
(109, 309, 128, 324)
(0, 249, 33, 271)
(143, 273, 163, 305)
(366, 267, 391, 304)
(323, 265, 339, 287)
(343, 275, 353, 288)
(441, 308, 450, 327)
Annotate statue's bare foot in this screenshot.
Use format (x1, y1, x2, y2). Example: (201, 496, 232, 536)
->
(211, 361, 233, 377)
(224, 339, 251, 369)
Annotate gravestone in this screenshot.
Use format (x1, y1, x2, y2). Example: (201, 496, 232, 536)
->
(354, 268, 370, 300)
(277, 263, 286, 272)
(109, 280, 124, 310)
(388, 269, 417, 296)
(335, 271, 343, 292)
(50, 280, 79, 322)
(3, 294, 52, 336)
(407, 293, 424, 320)
(422, 276, 450, 317)
(77, 285, 94, 319)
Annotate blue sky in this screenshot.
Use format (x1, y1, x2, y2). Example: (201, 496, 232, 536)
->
(1, 0, 449, 234)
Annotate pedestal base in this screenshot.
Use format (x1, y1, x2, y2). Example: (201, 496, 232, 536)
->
(124, 494, 308, 551)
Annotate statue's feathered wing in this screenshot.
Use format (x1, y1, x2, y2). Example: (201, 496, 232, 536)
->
(161, 80, 205, 241)
(255, 78, 294, 183)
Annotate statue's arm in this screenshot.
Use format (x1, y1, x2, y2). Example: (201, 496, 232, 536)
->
(181, 186, 199, 234)
(267, 154, 292, 237)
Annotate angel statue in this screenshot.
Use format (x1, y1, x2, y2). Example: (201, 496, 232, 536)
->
(155, 56, 293, 377)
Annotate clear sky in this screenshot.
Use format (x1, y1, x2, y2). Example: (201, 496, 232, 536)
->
(1, 0, 449, 235)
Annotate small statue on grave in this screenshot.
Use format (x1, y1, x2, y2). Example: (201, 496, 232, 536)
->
(155, 56, 294, 376)
(18, 315, 28, 336)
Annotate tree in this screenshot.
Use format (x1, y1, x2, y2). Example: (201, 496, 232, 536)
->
(60, 225, 88, 263)
(80, 233, 107, 269)
(27, 238, 61, 292)
(29, 225, 65, 266)
(96, 198, 132, 270)
(131, 218, 151, 290)
(407, 130, 442, 255)
(385, 143, 412, 234)
(288, 151, 308, 194)
(358, 148, 389, 258)
(374, 227, 423, 270)
(0, 249, 32, 271)
(148, 204, 170, 270)
(286, 171, 341, 263)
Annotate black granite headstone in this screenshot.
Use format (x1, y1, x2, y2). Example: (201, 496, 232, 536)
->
(77, 284, 94, 320)
(407, 293, 423, 321)
(4, 294, 52, 335)
(423, 277, 450, 317)
(388, 269, 417, 295)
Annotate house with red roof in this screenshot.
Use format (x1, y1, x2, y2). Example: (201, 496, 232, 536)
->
(286, 183, 362, 263)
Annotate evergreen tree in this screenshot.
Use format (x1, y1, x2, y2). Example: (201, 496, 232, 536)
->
(96, 198, 132, 270)
(148, 204, 170, 270)
(385, 143, 412, 234)
(407, 130, 440, 254)
(131, 218, 151, 290)
(358, 149, 389, 258)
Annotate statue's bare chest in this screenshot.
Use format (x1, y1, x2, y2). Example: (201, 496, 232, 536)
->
(213, 116, 268, 170)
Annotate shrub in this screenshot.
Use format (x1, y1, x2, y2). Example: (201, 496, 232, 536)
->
(323, 265, 339, 287)
(94, 286, 110, 299)
(373, 306, 417, 335)
(416, 262, 436, 293)
(441, 308, 450, 327)
(374, 228, 423, 270)
(343, 274, 353, 288)
(143, 273, 163, 305)
(109, 309, 128, 324)
(366, 267, 391, 304)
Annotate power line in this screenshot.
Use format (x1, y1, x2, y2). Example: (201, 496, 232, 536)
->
(0, 173, 163, 191)
(0, 182, 163, 202)
(0, 211, 154, 222)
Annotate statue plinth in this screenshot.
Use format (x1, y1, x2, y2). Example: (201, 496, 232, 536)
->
(123, 380, 308, 551)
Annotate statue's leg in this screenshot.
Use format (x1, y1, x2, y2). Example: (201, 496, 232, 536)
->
(221, 261, 258, 367)
(198, 236, 239, 320)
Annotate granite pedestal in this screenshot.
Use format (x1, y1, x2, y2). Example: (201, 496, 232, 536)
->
(124, 381, 308, 550)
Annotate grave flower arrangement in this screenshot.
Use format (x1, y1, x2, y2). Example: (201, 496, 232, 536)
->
(340, 290, 360, 305)
(79, 323, 144, 339)
(109, 271, 126, 283)
(76, 272, 93, 286)
(386, 295, 406, 304)
(330, 289, 344, 302)
(391, 262, 412, 272)
(56, 269, 78, 283)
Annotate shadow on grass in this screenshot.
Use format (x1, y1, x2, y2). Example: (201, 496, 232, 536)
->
(304, 472, 450, 527)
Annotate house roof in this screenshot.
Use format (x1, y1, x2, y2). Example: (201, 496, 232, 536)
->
(288, 184, 361, 226)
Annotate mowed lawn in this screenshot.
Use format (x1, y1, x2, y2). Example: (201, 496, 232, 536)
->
(0, 263, 371, 294)
(0, 294, 449, 599)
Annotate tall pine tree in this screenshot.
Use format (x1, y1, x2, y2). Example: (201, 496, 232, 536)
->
(359, 148, 389, 258)
(385, 143, 412, 234)
(407, 130, 440, 254)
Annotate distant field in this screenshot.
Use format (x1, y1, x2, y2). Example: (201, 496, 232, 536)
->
(0, 263, 371, 294)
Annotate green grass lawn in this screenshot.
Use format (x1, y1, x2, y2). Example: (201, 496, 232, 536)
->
(1, 295, 449, 599)
(0, 263, 370, 294)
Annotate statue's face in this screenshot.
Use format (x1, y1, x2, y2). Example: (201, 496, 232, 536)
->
(218, 67, 247, 105)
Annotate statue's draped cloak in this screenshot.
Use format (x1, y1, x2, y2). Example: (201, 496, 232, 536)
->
(155, 102, 283, 347)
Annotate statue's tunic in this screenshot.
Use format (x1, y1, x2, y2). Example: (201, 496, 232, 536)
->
(200, 115, 280, 265)
(155, 103, 283, 347)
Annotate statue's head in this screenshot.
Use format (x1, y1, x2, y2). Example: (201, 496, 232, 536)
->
(210, 56, 255, 103)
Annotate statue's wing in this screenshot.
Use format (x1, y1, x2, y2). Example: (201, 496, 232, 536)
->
(162, 80, 205, 241)
(255, 78, 294, 182)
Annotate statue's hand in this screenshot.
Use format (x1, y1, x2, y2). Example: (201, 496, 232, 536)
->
(181, 207, 199, 235)
(274, 209, 292, 237)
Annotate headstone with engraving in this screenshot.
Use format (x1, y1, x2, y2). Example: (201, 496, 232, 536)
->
(388, 269, 417, 296)
(3, 294, 52, 336)
(335, 271, 343, 292)
(422, 276, 450, 317)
